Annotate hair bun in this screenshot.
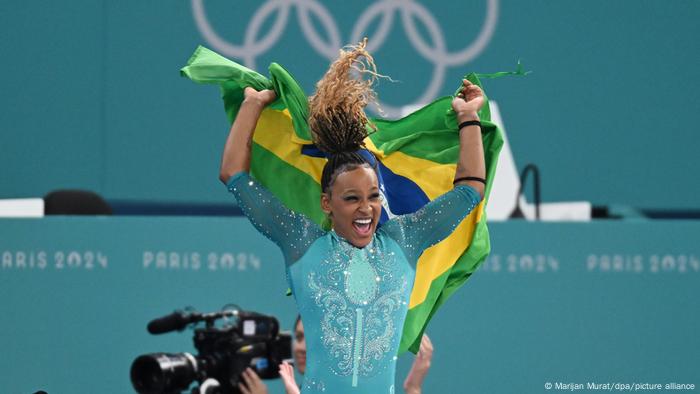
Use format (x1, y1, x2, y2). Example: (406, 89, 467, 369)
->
(308, 39, 379, 156)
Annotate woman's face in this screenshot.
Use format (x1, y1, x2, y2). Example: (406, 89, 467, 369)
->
(293, 319, 306, 375)
(321, 166, 382, 248)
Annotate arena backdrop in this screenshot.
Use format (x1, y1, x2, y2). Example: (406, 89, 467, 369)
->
(1, 219, 698, 392)
(1, 1, 700, 393)
(1, 1, 699, 209)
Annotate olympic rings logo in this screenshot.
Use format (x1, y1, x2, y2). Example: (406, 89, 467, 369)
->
(192, 0, 498, 116)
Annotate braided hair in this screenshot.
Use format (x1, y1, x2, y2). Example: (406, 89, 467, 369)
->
(308, 38, 380, 195)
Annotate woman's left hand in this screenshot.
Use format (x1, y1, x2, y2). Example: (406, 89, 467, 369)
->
(452, 79, 484, 118)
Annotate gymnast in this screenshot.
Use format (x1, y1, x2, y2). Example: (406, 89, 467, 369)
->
(218, 40, 485, 393)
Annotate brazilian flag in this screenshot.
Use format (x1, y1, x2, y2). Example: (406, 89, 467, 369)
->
(182, 46, 504, 354)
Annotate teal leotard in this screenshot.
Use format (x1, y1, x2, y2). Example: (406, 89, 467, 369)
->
(227, 171, 480, 393)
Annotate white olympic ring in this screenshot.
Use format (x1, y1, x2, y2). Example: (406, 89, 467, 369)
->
(192, 0, 498, 117)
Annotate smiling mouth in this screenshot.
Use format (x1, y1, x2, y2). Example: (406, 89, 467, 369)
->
(352, 218, 372, 236)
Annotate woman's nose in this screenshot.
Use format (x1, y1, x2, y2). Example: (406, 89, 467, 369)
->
(359, 201, 372, 213)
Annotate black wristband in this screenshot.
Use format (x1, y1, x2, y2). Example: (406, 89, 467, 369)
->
(454, 176, 486, 185)
(458, 120, 481, 131)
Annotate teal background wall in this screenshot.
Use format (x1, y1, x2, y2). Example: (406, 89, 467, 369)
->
(1, 219, 698, 392)
(2, 2, 700, 393)
(1, 1, 699, 209)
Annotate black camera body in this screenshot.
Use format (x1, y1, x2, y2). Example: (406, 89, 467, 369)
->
(131, 308, 291, 394)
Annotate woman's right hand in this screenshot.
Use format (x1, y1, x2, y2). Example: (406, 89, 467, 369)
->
(243, 87, 277, 108)
(452, 79, 483, 121)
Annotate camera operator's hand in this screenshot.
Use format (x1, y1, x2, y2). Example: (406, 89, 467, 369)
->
(238, 368, 269, 394)
(278, 361, 300, 394)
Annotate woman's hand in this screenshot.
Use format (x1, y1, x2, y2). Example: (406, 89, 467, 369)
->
(243, 87, 277, 108)
(452, 79, 484, 120)
(278, 361, 300, 394)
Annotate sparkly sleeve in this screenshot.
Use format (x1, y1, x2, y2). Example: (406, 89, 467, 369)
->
(226, 171, 324, 265)
(380, 185, 481, 264)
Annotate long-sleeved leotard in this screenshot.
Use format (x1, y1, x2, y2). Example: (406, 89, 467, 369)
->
(227, 171, 480, 393)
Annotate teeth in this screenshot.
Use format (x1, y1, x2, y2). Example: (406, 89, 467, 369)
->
(354, 218, 372, 224)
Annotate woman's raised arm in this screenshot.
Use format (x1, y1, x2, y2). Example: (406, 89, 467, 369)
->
(452, 79, 486, 198)
(216, 87, 323, 266)
(380, 80, 486, 263)
(218, 87, 277, 183)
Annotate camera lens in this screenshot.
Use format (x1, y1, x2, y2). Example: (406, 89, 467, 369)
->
(130, 353, 197, 393)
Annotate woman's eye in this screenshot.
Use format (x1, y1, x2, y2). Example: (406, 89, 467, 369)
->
(344, 196, 358, 201)
(370, 193, 381, 200)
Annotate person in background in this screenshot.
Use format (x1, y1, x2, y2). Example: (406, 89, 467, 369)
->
(291, 315, 306, 374)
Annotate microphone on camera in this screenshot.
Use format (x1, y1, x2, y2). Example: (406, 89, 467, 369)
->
(147, 310, 202, 334)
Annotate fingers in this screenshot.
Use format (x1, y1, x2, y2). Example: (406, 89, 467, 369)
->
(457, 79, 482, 101)
(278, 362, 300, 394)
(261, 89, 277, 102)
(278, 362, 290, 378)
(282, 361, 295, 374)
(466, 86, 482, 101)
(240, 369, 254, 389)
(248, 368, 263, 384)
(417, 333, 433, 361)
(419, 340, 427, 355)
(422, 333, 433, 349)
(243, 87, 277, 107)
(249, 368, 262, 387)
(456, 79, 468, 98)
(239, 368, 267, 394)
(238, 382, 252, 394)
(241, 368, 252, 383)
(421, 341, 433, 354)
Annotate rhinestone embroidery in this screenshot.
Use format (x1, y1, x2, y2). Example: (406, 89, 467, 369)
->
(306, 234, 408, 385)
(227, 173, 324, 265)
